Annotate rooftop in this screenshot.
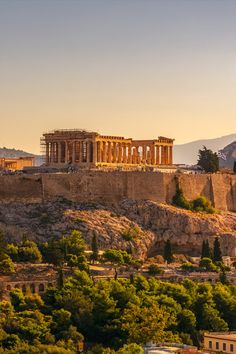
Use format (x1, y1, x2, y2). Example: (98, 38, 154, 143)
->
(205, 332, 236, 341)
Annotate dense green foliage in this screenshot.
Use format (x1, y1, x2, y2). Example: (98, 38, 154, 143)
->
(197, 146, 219, 173)
(172, 177, 216, 214)
(1, 273, 236, 353)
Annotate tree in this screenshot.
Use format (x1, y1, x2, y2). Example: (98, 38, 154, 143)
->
(199, 258, 218, 272)
(41, 239, 64, 266)
(17, 239, 42, 263)
(103, 249, 125, 280)
(219, 270, 229, 285)
(91, 234, 99, 263)
(213, 237, 222, 263)
(177, 309, 196, 333)
(60, 230, 85, 259)
(234, 161, 236, 173)
(197, 146, 219, 173)
(201, 240, 211, 259)
(0, 231, 7, 261)
(164, 240, 173, 264)
(117, 343, 143, 354)
(121, 303, 174, 344)
(0, 256, 15, 274)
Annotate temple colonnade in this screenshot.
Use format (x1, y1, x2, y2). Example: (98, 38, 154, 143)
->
(42, 130, 174, 167)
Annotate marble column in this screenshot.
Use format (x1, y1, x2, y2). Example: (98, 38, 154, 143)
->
(50, 143, 54, 163)
(79, 141, 83, 163)
(142, 145, 147, 164)
(165, 146, 169, 165)
(161, 146, 165, 164)
(46, 143, 49, 164)
(123, 143, 127, 163)
(65, 141, 68, 163)
(151, 145, 155, 165)
(113, 142, 117, 163)
(128, 144, 132, 164)
(58, 142, 62, 163)
(102, 141, 107, 162)
(92, 141, 97, 164)
(134, 147, 138, 164)
(118, 143, 123, 163)
(155, 145, 160, 165)
(147, 147, 151, 164)
(97, 141, 101, 163)
(108, 142, 112, 163)
(169, 146, 173, 165)
(86, 141, 91, 163)
(72, 141, 76, 163)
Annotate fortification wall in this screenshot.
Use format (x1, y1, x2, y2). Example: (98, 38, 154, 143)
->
(0, 175, 42, 203)
(0, 172, 235, 211)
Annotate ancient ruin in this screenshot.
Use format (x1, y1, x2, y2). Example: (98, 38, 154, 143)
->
(41, 129, 174, 168)
(0, 157, 34, 171)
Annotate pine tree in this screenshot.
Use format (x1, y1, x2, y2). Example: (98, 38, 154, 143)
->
(91, 233, 99, 263)
(213, 237, 222, 262)
(197, 146, 219, 173)
(164, 240, 173, 264)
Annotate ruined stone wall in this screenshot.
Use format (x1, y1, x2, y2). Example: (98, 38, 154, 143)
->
(0, 172, 235, 211)
(0, 175, 43, 203)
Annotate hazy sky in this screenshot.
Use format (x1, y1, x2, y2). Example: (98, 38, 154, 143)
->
(1, 0, 236, 154)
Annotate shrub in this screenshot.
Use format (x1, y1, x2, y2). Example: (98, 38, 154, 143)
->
(121, 226, 140, 241)
(148, 264, 164, 275)
(181, 262, 196, 272)
(199, 258, 218, 272)
(173, 177, 216, 214)
(192, 196, 216, 214)
(0, 256, 15, 274)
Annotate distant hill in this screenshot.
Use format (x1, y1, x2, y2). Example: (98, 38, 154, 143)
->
(0, 147, 43, 166)
(218, 141, 236, 170)
(174, 134, 236, 165)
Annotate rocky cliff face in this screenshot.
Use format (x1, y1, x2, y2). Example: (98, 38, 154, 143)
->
(1, 199, 236, 258)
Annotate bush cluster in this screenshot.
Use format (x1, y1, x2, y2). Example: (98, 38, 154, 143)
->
(172, 178, 216, 214)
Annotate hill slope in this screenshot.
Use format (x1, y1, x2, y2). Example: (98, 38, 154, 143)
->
(0, 199, 236, 258)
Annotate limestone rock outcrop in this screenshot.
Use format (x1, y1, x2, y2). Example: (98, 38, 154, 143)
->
(0, 199, 236, 258)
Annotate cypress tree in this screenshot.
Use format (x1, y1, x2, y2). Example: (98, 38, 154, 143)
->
(201, 240, 212, 259)
(201, 240, 206, 259)
(213, 237, 222, 262)
(91, 233, 99, 263)
(164, 239, 173, 264)
(205, 240, 211, 259)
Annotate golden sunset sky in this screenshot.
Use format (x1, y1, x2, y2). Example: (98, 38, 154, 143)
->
(1, 0, 236, 154)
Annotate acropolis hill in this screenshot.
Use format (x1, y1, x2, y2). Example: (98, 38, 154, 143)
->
(0, 130, 236, 257)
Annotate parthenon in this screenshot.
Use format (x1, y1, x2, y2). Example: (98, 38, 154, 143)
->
(41, 130, 174, 168)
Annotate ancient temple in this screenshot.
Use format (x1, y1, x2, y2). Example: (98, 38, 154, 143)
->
(41, 129, 174, 168)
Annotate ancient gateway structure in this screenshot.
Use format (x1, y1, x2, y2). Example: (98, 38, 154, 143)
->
(41, 130, 174, 168)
